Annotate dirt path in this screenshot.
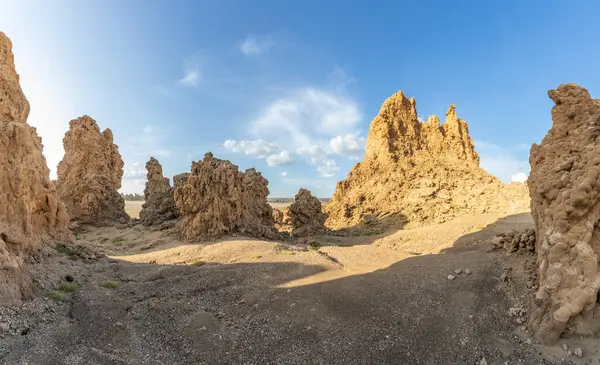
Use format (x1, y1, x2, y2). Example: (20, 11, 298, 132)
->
(1, 212, 594, 364)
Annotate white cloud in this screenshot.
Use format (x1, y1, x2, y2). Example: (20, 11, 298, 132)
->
(316, 159, 339, 177)
(223, 139, 279, 158)
(225, 74, 363, 177)
(296, 145, 327, 164)
(176, 69, 200, 88)
(119, 179, 145, 195)
(511, 172, 528, 183)
(329, 134, 365, 159)
(252, 88, 361, 147)
(281, 171, 288, 177)
(123, 162, 146, 179)
(239, 35, 274, 56)
(475, 140, 530, 183)
(266, 151, 293, 166)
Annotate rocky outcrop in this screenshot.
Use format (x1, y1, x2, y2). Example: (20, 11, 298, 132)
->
(174, 152, 277, 240)
(173, 173, 190, 190)
(56, 116, 129, 226)
(288, 189, 326, 237)
(139, 157, 178, 226)
(0, 32, 72, 306)
(527, 84, 600, 344)
(272, 207, 291, 231)
(325, 91, 529, 230)
(491, 228, 536, 253)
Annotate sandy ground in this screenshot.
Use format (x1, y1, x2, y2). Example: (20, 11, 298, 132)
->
(124, 201, 144, 219)
(0, 211, 596, 364)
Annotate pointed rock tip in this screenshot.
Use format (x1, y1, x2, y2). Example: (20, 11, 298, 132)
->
(446, 104, 457, 116)
(548, 83, 591, 105)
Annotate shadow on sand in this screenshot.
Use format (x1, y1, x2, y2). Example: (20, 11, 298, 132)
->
(1, 212, 550, 365)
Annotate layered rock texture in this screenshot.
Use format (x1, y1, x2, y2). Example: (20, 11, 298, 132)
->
(325, 91, 529, 229)
(139, 157, 178, 226)
(174, 153, 277, 240)
(272, 207, 291, 231)
(0, 32, 71, 305)
(527, 84, 600, 343)
(173, 173, 190, 190)
(288, 189, 326, 237)
(56, 116, 129, 226)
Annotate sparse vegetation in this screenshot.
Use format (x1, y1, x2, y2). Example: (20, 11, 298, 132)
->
(58, 281, 80, 292)
(102, 281, 121, 289)
(111, 237, 124, 245)
(45, 290, 67, 301)
(54, 244, 72, 255)
(250, 255, 262, 259)
(280, 250, 296, 255)
(190, 260, 205, 266)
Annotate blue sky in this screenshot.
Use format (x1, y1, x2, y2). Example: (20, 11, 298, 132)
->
(2, 0, 600, 197)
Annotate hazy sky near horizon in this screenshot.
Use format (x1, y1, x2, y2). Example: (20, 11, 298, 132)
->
(1, 0, 600, 197)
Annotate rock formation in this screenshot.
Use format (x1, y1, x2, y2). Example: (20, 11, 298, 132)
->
(272, 207, 291, 231)
(491, 228, 536, 253)
(288, 188, 326, 237)
(174, 152, 277, 240)
(139, 157, 178, 226)
(56, 115, 129, 226)
(527, 84, 600, 344)
(0, 32, 72, 306)
(325, 91, 529, 230)
(173, 172, 190, 190)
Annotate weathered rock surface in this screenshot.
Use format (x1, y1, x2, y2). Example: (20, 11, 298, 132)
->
(56, 115, 129, 226)
(527, 84, 600, 343)
(0, 32, 72, 306)
(325, 91, 529, 229)
(139, 157, 178, 226)
(272, 207, 291, 231)
(173, 172, 190, 190)
(491, 228, 536, 253)
(174, 152, 277, 240)
(288, 188, 326, 237)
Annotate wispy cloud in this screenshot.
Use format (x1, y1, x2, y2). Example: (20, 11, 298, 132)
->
(281, 171, 288, 177)
(222, 68, 363, 178)
(126, 125, 172, 159)
(239, 35, 274, 56)
(475, 140, 530, 183)
(176, 69, 200, 88)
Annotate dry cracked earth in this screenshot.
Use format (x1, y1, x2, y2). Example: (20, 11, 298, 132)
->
(1, 207, 596, 365)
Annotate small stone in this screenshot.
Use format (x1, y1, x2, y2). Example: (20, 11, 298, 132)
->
(567, 350, 572, 357)
(562, 343, 568, 351)
(65, 274, 74, 282)
(526, 339, 532, 345)
(0, 323, 8, 332)
(447, 275, 456, 280)
(465, 269, 472, 275)
(574, 348, 582, 358)
(479, 357, 488, 365)
(454, 269, 462, 274)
